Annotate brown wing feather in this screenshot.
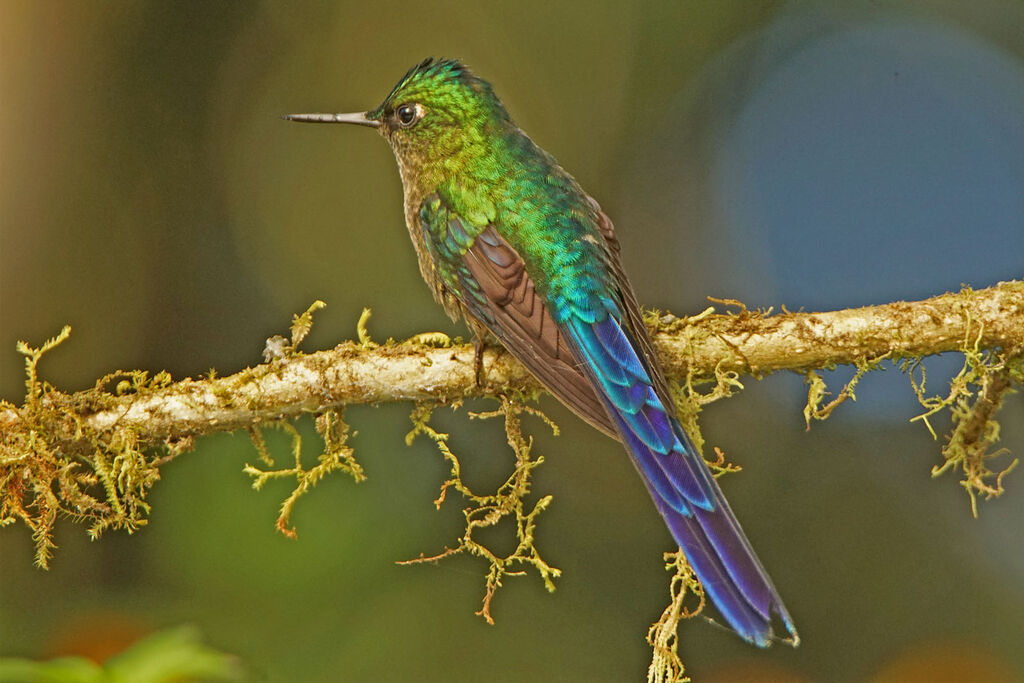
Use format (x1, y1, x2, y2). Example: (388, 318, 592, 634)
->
(461, 227, 616, 437)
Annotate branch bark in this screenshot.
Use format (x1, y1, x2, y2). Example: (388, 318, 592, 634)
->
(4, 281, 1019, 662)
(2, 281, 1022, 446)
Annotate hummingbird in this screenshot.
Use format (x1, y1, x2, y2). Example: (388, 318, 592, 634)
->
(285, 58, 797, 647)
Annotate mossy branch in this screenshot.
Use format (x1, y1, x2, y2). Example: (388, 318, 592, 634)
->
(1, 281, 1021, 677)
(4, 278, 1019, 683)
(3, 282, 1020, 444)
(1, 282, 1021, 554)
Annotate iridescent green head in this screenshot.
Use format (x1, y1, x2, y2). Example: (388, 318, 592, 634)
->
(285, 58, 510, 176)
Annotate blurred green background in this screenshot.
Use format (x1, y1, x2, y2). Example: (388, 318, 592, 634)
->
(2, 1, 1023, 681)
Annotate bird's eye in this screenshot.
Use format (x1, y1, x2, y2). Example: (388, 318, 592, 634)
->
(396, 103, 420, 128)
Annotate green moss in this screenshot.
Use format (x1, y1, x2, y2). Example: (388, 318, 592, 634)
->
(243, 408, 364, 539)
(803, 352, 892, 426)
(401, 397, 560, 623)
(907, 326, 1020, 517)
(647, 550, 702, 683)
(0, 327, 168, 567)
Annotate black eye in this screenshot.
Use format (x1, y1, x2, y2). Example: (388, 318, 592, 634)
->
(396, 104, 419, 127)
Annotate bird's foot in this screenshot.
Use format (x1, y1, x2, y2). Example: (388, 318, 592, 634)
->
(473, 337, 486, 388)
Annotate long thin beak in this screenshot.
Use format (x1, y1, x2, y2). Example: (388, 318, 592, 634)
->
(282, 112, 380, 128)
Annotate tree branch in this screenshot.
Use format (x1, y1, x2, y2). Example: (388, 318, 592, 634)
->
(2, 279, 1021, 683)
(1, 280, 1021, 572)
(2, 281, 1021, 444)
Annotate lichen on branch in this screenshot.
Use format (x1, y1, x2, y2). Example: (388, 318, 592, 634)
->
(0, 327, 177, 567)
(2, 280, 1022, 683)
(399, 397, 561, 624)
(243, 407, 365, 539)
(1, 281, 1021, 580)
(647, 550, 705, 683)
(906, 327, 1021, 516)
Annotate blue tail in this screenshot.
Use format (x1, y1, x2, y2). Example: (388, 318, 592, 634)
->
(568, 313, 797, 647)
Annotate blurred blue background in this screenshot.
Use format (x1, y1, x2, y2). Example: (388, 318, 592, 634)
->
(2, 2, 1022, 681)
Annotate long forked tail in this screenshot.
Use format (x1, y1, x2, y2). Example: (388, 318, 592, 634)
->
(569, 314, 798, 647)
